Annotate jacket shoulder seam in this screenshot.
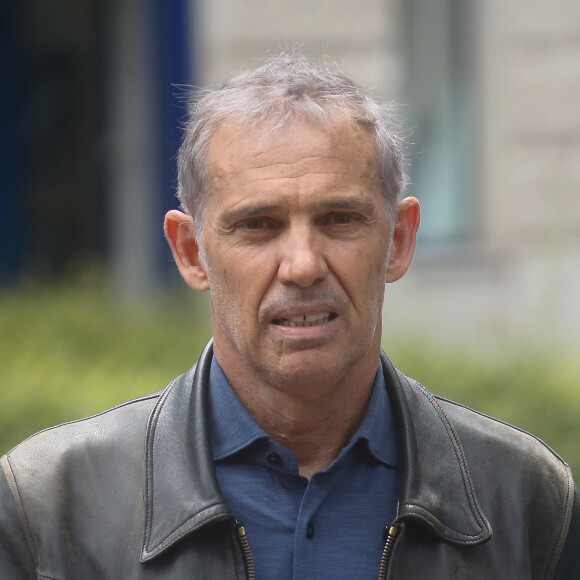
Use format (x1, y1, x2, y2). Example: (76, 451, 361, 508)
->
(7, 392, 161, 453)
(0, 454, 38, 567)
(435, 395, 570, 466)
(543, 464, 574, 580)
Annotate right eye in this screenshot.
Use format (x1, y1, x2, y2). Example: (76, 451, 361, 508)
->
(241, 218, 267, 230)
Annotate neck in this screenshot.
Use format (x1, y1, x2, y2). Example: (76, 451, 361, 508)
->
(216, 349, 379, 479)
(256, 386, 374, 479)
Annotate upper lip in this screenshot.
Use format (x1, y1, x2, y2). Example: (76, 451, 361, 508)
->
(268, 302, 338, 322)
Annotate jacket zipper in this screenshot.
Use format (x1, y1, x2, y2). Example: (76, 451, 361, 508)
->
(236, 519, 398, 580)
(236, 521, 256, 580)
(377, 523, 399, 580)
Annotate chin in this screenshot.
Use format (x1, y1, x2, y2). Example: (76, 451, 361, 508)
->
(267, 349, 347, 384)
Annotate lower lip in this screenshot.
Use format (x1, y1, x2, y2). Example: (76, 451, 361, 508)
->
(269, 316, 340, 343)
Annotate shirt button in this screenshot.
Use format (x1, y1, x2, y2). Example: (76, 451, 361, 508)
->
(266, 452, 282, 466)
(306, 522, 315, 539)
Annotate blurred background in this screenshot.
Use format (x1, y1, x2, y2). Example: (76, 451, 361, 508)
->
(1, 0, 579, 473)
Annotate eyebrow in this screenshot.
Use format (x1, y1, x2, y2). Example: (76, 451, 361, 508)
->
(221, 196, 378, 224)
(316, 198, 378, 212)
(221, 204, 281, 224)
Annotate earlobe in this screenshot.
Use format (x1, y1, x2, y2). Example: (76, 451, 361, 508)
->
(164, 210, 210, 291)
(386, 197, 420, 283)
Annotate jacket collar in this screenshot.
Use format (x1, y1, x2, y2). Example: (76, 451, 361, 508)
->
(380, 351, 491, 544)
(141, 340, 490, 561)
(141, 339, 233, 562)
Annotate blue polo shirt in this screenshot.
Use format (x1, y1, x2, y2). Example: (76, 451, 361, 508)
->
(207, 358, 398, 579)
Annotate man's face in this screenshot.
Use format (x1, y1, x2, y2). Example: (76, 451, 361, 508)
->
(199, 116, 394, 392)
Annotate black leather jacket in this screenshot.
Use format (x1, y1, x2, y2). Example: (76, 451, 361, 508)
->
(1, 339, 578, 579)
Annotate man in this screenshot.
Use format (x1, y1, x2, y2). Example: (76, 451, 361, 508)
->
(0, 52, 578, 579)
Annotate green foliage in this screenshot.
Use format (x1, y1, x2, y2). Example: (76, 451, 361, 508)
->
(0, 269, 212, 454)
(1, 272, 578, 479)
(387, 340, 580, 478)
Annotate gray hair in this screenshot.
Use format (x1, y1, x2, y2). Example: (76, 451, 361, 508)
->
(177, 51, 407, 239)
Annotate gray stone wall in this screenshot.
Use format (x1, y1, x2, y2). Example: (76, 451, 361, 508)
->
(483, 0, 580, 246)
(198, 0, 403, 95)
(192, 0, 580, 353)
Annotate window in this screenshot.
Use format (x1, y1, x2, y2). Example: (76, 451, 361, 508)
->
(402, 0, 480, 243)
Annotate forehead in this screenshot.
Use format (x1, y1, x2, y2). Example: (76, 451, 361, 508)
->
(205, 114, 379, 195)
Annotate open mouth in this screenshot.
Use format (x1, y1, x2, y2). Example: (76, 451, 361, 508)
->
(272, 313, 337, 327)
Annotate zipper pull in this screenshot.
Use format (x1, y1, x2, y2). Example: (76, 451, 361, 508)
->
(378, 523, 399, 580)
(236, 521, 256, 580)
(383, 523, 399, 543)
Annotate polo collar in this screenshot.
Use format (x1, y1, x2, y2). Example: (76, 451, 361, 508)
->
(355, 365, 398, 468)
(208, 356, 398, 469)
(207, 358, 269, 461)
(141, 340, 491, 562)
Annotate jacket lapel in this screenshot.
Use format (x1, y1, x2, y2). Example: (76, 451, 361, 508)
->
(141, 339, 233, 562)
(381, 351, 492, 545)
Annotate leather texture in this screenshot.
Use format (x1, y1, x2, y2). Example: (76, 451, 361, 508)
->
(1, 338, 578, 579)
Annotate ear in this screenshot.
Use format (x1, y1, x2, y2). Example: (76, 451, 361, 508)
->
(164, 210, 209, 291)
(386, 197, 420, 283)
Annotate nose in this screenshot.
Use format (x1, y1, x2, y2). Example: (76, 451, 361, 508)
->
(277, 225, 328, 288)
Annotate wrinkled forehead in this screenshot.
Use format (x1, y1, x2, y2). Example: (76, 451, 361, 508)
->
(205, 112, 378, 180)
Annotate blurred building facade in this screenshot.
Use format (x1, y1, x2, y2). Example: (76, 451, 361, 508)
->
(0, 0, 192, 300)
(197, 0, 580, 355)
(2, 0, 579, 353)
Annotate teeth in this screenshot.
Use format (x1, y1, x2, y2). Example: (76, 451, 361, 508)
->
(277, 313, 333, 327)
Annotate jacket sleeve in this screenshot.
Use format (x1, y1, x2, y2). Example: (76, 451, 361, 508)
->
(554, 484, 580, 579)
(0, 461, 37, 578)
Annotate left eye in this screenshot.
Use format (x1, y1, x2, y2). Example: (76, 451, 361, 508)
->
(329, 213, 355, 225)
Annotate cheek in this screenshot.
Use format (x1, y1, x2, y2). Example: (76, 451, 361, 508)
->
(352, 251, 388, 314)
(334, 264, 385, 321)
(207, 260, 265, 326)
